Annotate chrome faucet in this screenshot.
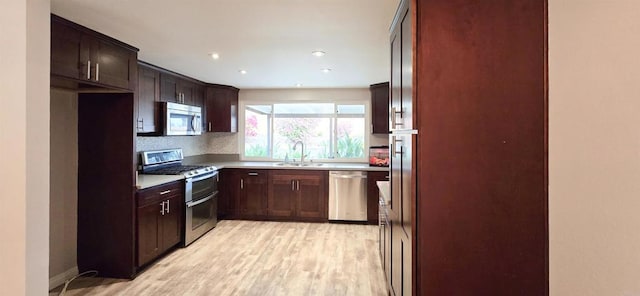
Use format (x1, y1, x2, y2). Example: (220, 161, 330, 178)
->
(293, 141, 305, 163)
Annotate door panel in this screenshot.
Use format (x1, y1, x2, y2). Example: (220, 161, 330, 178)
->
(51, 19, 84, 79)
(269, 175, 296, 218)
(137, 203, 160, 267)
(94, 39, 135, 90)
(239, 171, 268, 218)
(297, 175, 326, 220)
(161, 194, 182, 250)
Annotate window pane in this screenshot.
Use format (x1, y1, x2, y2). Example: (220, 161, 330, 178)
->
(337, 104, 365, 115)
(273, 118, 331, 159)
(244, 107, 270, 157)
(274, 103, 334, 115)
(336, 118, 365, 158)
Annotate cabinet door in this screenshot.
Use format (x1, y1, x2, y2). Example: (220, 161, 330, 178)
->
(160, 73, 179, 102)
(296, 173, 327, 221)
(93, 38, 137, 90)
(400, 7, 413, 130)
(137, 65, 160, 133)
(194, 84, 205, 108)
(161, 194, 183, 251)
(51, 18, 85, 80)
(239, 170, 268, 218)
(218, 169, 239, 219)
(390, 27, 402, 131)
(371, 82, 390, 134)
(179, 80, 196, 105)
(268, 174, 296, 218)
(137, 202, 161, 267)
(204, 86, 238, 133)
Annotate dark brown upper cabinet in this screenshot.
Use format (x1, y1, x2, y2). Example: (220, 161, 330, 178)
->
(370, 82, 390, 134)
(204, 85, 239, 133)
(136, 63, 160, 134)
(51, 15, 138, 91)
(159, 73, 204, 107)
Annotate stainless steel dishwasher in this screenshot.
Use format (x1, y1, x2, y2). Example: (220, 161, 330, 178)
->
(329, 171, 368, 221)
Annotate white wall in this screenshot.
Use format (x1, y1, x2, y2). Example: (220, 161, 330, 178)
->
(49, 89, 78, 288)
(0, 0, 50, 294)
(549, 0, 640, 295)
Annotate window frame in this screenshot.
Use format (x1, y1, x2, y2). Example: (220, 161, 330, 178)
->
(239, 98, 371, 162)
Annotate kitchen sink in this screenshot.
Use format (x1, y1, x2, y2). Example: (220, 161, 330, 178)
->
(273, 162, 325, 167)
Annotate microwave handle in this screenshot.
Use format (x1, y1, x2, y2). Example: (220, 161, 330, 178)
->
(191, 115, 196, 132)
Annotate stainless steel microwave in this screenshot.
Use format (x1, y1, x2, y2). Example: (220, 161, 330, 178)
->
(163, 102, 202, 136)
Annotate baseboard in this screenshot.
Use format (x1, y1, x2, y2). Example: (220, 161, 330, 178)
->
(49, 266, 79, 291)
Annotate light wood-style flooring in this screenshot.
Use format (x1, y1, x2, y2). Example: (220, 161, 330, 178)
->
(50, 220, 386, 296)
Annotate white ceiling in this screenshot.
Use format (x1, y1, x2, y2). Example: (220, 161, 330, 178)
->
(51, 0, 400, 89)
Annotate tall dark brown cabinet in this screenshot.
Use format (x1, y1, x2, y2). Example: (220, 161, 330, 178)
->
(388, 0, 548, 295)
(52, 14, 140, 279)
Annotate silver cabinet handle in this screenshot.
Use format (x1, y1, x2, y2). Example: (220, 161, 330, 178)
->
(248, 172, 258, 176)
(159, 190, 171, 195)
(296, 180, 300, 191)
(141, 118, 144, 130)
(160, 201, 165, 215)
(165, 200, 169, 214)
(208, 122, 212, 132)
(240, 178, 244, 189)
(391, 106, 404, 129)
(291, 180, 295, 191)
(394, 137, 403, 155)
(87, 60, 91, 79)
(96, 63, 99, 81)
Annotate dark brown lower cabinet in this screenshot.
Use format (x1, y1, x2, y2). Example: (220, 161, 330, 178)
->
(218, 169, 237, 219)
(268, 173, 297, 219)
(237, 170, 269, 220)
(268, 170, 328, 222)
(136, 181, 183, 267)
(219, 169, 328, 222)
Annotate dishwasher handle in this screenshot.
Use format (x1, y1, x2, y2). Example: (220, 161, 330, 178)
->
(329, 172, 367, 179)
(331, 175, 368, 179)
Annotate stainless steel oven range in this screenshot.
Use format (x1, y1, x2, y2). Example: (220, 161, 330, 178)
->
(140, 148, 218, 246)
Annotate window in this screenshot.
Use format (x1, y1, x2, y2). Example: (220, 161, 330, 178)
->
(243, 102, 367, 161)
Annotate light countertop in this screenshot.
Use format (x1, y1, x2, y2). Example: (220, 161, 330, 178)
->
(136, 174, 184, 190)
(137, 161, 389, 189)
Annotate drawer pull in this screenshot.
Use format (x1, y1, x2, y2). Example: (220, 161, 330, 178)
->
(159, 190, 171, 195)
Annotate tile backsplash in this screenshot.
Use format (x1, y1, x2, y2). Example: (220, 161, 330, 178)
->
(136, 133, 238, 156)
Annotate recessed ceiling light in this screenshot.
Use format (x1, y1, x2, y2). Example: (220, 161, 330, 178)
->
(295, 83, 303, 87)
(239, 70, 247, 74)
(210, 52, 220, 60)
(321, 68, 332, 73)
(312, 50, 326, 57)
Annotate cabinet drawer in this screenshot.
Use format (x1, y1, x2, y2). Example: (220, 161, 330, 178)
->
(137, 181, 183, 207)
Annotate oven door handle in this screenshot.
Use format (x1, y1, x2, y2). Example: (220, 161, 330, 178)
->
(187, 171, 218, 183)
(186, 191, 217, 208)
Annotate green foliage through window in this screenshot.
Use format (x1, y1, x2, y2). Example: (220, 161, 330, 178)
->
(244, 102, 366, 160)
